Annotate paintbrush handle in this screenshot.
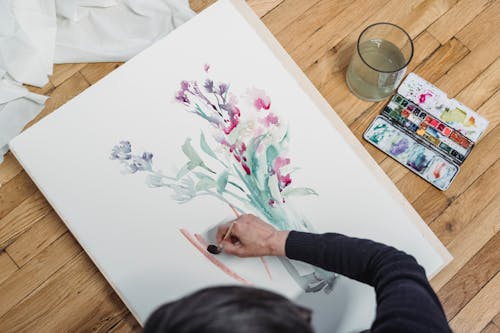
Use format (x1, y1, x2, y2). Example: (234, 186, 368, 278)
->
(222, 222, 234, 241)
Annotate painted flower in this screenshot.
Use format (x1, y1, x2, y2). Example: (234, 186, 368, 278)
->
(218, 83, 228, 95)
(204, 79, 214, 93)
(248, 87, 271, 110)
(110, 141, 132, 160)
(259, 113, 279, 128)
(272, 156, 292, 191)
(123, 151, 154, 174)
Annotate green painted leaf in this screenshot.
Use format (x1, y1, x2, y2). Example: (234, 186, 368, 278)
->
(266, 145, 279, 170)
(182, 138, 203, 166)
(282, 187, 318, 198)
(200, 132, 218, 160)
(176, 162, 192, 179)
(195, 177, 216, 191)
(217, 170, 229, 194)
(193, 172, 216, 191)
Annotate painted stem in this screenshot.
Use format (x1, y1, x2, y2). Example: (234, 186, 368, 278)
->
(179, 228, 251, 285)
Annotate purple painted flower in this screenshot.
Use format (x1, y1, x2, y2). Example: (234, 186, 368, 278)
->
(204, 79, 214, 93)
(110, 141, 132, 160)
(218, 83, 228, 95)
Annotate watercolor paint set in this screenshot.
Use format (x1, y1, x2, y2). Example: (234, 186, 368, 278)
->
(364, 73, 489, 190)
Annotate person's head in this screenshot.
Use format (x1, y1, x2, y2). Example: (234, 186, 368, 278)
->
(143, 286, 314, 333)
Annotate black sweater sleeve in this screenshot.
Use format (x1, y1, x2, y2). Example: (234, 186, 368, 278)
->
(285, 231, 451, 333)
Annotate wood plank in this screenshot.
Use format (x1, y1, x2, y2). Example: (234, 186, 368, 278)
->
(0, 192, 52, 250)
(304, 0, 436, 127)
(69, 292, 129, 333)
(380, 157, 409, 184)
(0, 232, 82, 318)
(0, 171, 37, 220)
(79, 62, 123, 85)
(456, 58, 500, 110)
(0, 152, 23, 187)
(413, 124, 500, 223)
(435, 34, 500, 97)
(455, 0, 500, 50)
(247, 0, 284, 17)
(429, 160, 500, 245)
(107, 313, 141, 333)
(494, 312, 500, 329)
(25, 72, 90, 130)
(413, 38, 469, 83)
(72, 292, 130, 332)
(394, 171, 432, 203)
(430, 194, 500, 291)
(0, 252, 98, 332)
(24, 81, 55, 96)
(274, 0, 352, 52)
(188, 0, 216, 13)
(261, 0, 322, 35)
(290, 0, 390, 69)
(475, 91, 500, 138)
(427, 0, 494, 44)
(0, 252, 18, 285)
(438, 233, 500, 319)
(6, 211, 67, 267)
(399, 0, 457, 39)
(306, 28, 439, 133)
(449, 273, 500, 333)
(49, 63, 87, 87)
(293, 0, 456, 70)
(481, 322, 500, 333)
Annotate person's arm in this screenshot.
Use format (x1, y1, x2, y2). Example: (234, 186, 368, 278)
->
(218, 215, 451, 333)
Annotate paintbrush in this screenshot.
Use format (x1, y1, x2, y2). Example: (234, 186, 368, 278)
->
(207, 222, 234, 255)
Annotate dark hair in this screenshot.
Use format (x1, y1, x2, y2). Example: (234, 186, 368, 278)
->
(143, 286, 314, 333)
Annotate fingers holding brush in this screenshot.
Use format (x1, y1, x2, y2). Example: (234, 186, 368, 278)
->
(217, 214, 289, 258)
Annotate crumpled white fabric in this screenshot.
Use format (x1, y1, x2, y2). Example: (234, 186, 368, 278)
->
(0, 0, 194, 163)
(0, 0, 57, 87)
(54, 0, 195, 63)
(0, 73, 48, 164)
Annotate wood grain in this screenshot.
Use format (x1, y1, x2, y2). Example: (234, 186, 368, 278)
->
(0, 252, 18, 285)
(0, 171, 37, 220)
(438, 233, 500, 319)
(0, 0, 498, 330)
(449, 273, 500, 333)
(0, 191, 52, 250)
(5, 211, 67, 267)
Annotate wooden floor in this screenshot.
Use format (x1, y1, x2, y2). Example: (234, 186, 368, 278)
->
(0, 0, 499, 332)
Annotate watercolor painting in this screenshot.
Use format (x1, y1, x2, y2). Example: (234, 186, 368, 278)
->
(110, 65, 337, 294)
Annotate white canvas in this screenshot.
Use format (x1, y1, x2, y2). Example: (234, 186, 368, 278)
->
(9, 1, 451, 332)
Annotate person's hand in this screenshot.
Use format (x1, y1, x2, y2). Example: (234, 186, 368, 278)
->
(216, 214, 289, 257)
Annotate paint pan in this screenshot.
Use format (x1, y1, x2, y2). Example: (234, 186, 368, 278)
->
(364, 73, 488, 190)
(365, 116, 458, 190)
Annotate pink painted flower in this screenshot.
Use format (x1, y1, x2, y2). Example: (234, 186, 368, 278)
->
(204, 63, 210, 72)
(242, 163, 251, 175)
(248, 88, 271, 111)
(273, 156, 290, 173)
(259, 113, 279, 127)
(278, 173, 292, 191)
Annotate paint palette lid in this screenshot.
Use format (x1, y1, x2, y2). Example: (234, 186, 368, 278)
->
(398, 73, 489, 142)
